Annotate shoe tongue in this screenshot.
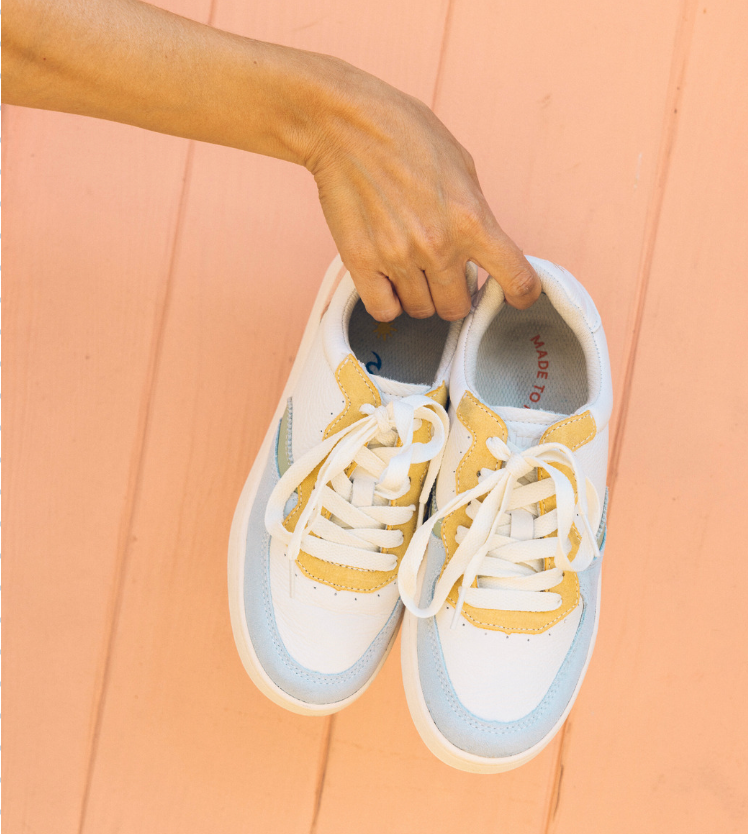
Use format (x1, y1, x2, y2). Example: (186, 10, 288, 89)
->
(493, 404, 568, 451)
(373, 374, 431, 403)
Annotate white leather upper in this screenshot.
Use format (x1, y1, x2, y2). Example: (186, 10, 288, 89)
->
(435, 404, 472, 511)
(428, 256, 610, 717)
(436, 603, 582, 720)
(268, 270, 460, 675)
(572, 423, 609, 508)
(291, 326, 346, 460)
(323, 273, 360, 371)
(270, 538, 399, 673)
(452, 259, 613, 436)
(269, 275, 401, 673)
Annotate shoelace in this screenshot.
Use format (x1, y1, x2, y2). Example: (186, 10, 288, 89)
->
(265, 394, 450, 596)
(398, 435, 601, 624)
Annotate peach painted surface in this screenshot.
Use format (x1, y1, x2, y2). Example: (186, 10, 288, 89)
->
(3, 1, 747, 832)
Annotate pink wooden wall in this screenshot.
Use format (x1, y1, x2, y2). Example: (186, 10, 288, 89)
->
(4, 1, 747, 831)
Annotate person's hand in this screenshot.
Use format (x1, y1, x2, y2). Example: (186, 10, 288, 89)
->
(4, 1, 540, 323)
(304, 60, 541, 321)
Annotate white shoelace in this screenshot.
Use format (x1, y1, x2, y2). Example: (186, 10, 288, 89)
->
(265, 394, 450, 596)
(398, 435, 601, 624)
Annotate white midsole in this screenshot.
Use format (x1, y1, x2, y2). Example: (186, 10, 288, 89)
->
(400, 574, 603, 773)
(227, 256, 399, 716)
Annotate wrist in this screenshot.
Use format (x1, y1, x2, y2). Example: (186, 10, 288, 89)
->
(256, 47, 394, 175)
(253, 47, 369, 171)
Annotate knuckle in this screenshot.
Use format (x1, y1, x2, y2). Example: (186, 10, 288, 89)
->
(342, 248, 377, 278)
(438, 302, 470, 322)
(370, 305, 401, 322)
(420, 228, 453, 271)
(427, 270, 455, 289)
(405, 303, 436, 319)
(456, 198, 490, 237)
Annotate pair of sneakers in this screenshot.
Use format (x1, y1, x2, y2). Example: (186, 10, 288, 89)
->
(228, 255, 611, 774)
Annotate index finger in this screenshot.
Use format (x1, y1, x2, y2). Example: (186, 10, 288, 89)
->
(473, 218, 541, 309)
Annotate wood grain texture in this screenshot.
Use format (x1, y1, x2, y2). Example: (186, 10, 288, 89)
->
(4, 0, 747, 832)
(549, 3, 748, 832)
(1, 113, 197, 834)
(2, 4, 212, 832)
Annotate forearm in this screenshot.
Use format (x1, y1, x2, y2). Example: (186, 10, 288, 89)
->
(3, 0, 351, 166)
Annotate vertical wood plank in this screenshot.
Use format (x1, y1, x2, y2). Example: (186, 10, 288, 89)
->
(3, 4, 212, 832)
(8, 0, 742, 831)
(77, 3, 453, 832)
(549, 3, 748, 832)
(2, 114, 192, 834)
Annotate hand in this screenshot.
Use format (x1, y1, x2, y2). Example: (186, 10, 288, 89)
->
(305, 60, 541, 321)
(4, 1, 541, 324)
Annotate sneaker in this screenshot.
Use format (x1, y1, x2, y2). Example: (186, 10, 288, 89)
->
(398, 257, 612, 771)
(229, 256, 470, 715)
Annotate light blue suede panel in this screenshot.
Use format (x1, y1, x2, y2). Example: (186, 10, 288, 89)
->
(416, 530, 604, 758)
(243, 420, 402, 706)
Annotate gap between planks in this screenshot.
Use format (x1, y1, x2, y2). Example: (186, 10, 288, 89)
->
(309, 715, 336, 834)
(75, 137, 198, 834)
(606, 0, 699, 501)
(74, 7, 221, 832)
(78, 136, 195, 834)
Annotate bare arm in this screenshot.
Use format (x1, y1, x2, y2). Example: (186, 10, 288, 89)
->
(4, 0, 540, 320)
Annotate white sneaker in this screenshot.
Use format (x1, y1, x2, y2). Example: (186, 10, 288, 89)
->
(229, 256, 469, 714)
(398, 257, 612, 771)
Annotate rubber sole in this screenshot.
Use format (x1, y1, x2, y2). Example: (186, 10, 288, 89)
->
(227, 255, 399, 716)
(400, 577, 602, 773)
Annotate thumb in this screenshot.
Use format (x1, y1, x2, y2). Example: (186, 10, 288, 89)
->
(473, 220, 541, 309)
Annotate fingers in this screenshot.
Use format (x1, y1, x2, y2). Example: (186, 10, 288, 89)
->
(350, 260, 469, 322)
(388, 266, 436, 319)
(339, 203, 537, 321)
(347, 266, 402, 322)
(473, 215, 541, 309)
(423, 261, 472, 321)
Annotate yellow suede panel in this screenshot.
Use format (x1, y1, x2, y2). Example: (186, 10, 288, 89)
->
(441, 401, 596, 634)
(542, 410, 597, 450)
(282, 356, 379, 537)
(537, 410, 598, 555)
(290, 354, 447, 592)
(440, 392, 507, 571)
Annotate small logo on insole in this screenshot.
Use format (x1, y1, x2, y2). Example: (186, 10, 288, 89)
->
(366, 351, 382, 375)
(367, 321, 397, 375)
(523, 334, 550, 409)
(374, 321, 397, 341)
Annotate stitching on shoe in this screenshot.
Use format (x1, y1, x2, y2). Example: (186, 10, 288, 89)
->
(298, 562, 396, 593)
(326, 355, 377, 436)
(257, 527, 399, 688)
(459, 580, 579, 631)
(541, 411, 597, 450)
(422, 573, 591, 736)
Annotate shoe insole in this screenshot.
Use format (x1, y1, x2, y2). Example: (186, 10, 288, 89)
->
(475, 293, 587, 414)
(348, 300, 451, 385)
